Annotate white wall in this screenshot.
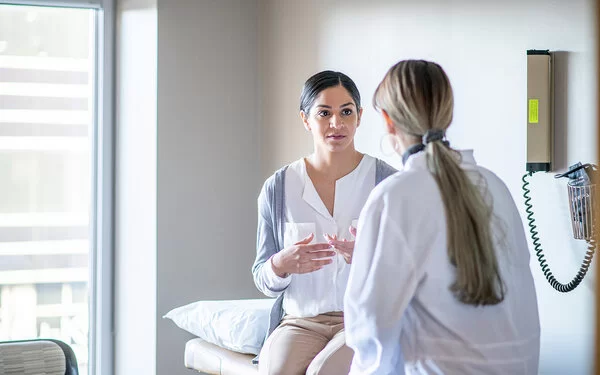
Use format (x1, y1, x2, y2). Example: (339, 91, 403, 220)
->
(115, 1, 157, 374)
(258, 0, 597, 374)
(156, 1, 261, 374)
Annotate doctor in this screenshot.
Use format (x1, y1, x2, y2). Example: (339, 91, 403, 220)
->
(344, 60, 541, 374)
(252, 70, 396, 375)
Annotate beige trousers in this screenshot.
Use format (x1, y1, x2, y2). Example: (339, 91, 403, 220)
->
(258, 312, 353, 375)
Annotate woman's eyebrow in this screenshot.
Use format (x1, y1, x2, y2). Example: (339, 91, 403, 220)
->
(315, 102, 355, 109)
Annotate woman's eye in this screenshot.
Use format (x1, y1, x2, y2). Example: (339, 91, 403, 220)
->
(318, 110, 330, 117)
(342, 109, 353, 116)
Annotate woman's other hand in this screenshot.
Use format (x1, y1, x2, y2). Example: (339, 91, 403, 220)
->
(324, 226, 357, 264)
(271, 233, 335, 277)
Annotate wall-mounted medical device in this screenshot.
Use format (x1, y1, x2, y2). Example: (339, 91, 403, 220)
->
(526, 50, 553, 173)
(522, 49, 597, 292)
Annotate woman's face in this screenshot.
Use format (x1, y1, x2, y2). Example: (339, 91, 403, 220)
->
(301, 85, 362, 153)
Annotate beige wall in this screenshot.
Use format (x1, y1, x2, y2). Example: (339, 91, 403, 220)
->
(258, 0, 321, 178)
(156, 1, 261, 374)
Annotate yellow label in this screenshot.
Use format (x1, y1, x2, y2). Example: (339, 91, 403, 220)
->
(528, 99, 539, 124)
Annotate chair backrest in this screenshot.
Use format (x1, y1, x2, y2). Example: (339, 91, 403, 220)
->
(0, 339, 78, 375)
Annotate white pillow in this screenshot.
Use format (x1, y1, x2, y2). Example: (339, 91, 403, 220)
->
(163, 298, 275, 355)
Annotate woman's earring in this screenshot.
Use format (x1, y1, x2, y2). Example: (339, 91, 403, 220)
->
(380, 133, 400, 156)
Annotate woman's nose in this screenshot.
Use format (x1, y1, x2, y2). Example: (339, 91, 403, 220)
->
(330, 115, 343, 128)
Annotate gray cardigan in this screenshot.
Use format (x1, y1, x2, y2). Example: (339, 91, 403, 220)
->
(252, 158, 397, 346)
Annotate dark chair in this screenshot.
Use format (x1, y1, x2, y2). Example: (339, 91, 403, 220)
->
(0, 339, 78, 375)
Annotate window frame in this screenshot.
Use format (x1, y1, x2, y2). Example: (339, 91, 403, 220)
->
(0, 0, 102, 8)
(0, 1, 115, 375)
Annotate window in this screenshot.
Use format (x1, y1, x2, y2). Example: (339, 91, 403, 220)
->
(0, 2, 112, 374)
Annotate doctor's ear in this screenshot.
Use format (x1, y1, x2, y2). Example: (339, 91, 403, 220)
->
(300, 111, 311, 132)
(381, 110, 397, 136)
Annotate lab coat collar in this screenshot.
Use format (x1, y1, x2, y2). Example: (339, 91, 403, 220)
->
(403, 149, 477, 171)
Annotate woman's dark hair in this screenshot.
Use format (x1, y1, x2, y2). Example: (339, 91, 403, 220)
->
(299, 70, 361, 114)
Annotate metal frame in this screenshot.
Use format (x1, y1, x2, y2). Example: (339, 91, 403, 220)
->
(0, 1, 115, 375)
(0, 0, 102, 8)
(92, 2, 114, 375)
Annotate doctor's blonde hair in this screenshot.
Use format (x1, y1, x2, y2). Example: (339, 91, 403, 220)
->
(374, 60, 505, 306)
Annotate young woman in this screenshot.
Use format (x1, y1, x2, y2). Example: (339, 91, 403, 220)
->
(252, 71, 396, 375)
(344, 60, 541, 374)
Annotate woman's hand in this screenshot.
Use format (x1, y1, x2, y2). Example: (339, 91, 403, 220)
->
(271, 233, 336, 277)
(324, 226, 357, 264)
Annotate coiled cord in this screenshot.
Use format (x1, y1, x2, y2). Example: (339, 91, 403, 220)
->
(522, 172, 596, 292)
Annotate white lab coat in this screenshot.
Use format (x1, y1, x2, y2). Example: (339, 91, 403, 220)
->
(344, 150, 540, 375)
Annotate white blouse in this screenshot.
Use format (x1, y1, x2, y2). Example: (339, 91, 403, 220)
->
(261, 154, 377, 318)
(345, 150, 540, 375)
